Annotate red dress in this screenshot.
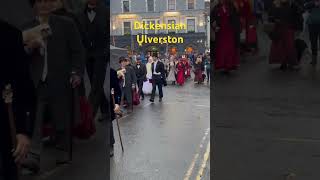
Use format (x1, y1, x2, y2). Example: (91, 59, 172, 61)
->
(183, 59, 191, 78)
(269, 24, 297, 65)
(215, 5, 240, 71)
(176, 62, 185, 86)
(236, 0, 257, 48)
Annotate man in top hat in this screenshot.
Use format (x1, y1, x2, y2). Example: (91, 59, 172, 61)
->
(118, 57, 137, 113)
(78, 0, 108, 120)
(22, 0, 85, 173)
(134, 57, 147, 100)
(150, 55, 167, 102)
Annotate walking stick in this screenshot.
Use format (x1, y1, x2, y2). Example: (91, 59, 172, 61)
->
(111, 88, 124, 152)
(69, 87, 75, 162)
(2, 84, 20, 177)
(131, 86, 134, 112)
(3, 84, 16, 148)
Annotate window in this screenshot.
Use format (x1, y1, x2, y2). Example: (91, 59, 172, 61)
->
(205, 1, 210, 10)
(147, 0, 155, 12)
(168, 0, 176, 10)
(187, 0, 195, 10)
(123, 0, 130, 12)
(147, 20, 156, 34)
(143, 20, 158, 34)
(168, 20, 176, 34)
(123, 22, 131, 35)
(187, 19, 195, 32)
(142, 21, 147, 34)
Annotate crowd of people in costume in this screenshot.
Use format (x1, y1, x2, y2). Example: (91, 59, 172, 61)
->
(212, 0, 259, 73)
(108, 52, 210, 156)
(212, 0, 320, 73)
(164, 53, 211, 86)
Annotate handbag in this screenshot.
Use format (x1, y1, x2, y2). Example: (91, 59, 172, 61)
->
(263, 23, 275, 34)
(162, 78, 167, 86)
(73, 96, 96, 139)
(202, 74, 206, 80)
(247, 26, 257, 44)
(240, 29, 246, 42)
(133, 88, 140, 105)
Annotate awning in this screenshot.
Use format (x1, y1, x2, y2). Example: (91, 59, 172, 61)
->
(110, 45, 128, 69)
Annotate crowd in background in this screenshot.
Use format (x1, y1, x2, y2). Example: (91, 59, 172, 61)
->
(212, 0, 320, 73)
(108, 52, 210, 157)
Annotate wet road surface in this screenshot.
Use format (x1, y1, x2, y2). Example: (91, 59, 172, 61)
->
(110, 79, 210, 180)
(21, 75, 210, 180)
(213, 27, 320, 180)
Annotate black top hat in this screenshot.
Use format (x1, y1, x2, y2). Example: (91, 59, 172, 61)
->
(29, 0, 36, 7)
(119, 56, 126, 63)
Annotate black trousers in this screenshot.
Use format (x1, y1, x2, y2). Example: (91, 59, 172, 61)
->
(309, 24, 320, 56)
(206, 69, 211, 82)
(86, 56, 107, 116)
(151, 78, 163, 100)
(256, 13, 263, 24)
(137, 79, 144, 98)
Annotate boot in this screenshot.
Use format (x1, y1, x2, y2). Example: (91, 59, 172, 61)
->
(311, 55, 317, 66)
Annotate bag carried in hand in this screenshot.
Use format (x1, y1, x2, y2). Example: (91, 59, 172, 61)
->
(162, 78, 167, 86)
(247, 26, 257, 44)
(202, 74, 206, 80)
(263, 23, 275, 34)
(74, 96, 96, 139)
(133, 88, 140, 105)
(240, 30, 246, 42)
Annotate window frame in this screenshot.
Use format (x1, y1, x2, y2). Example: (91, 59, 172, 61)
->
(142, 19, 160, 34)
(146, 0, 155, 12)
(186, 0, 196, 10)
(167, 0, 176, 11)
(186, 17, 197, 33)
(123, 21, 132, 35)
(167, 19, 178, 34)
(122, 0, 131, 13)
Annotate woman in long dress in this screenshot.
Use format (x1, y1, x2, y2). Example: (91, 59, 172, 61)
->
(176, 59, 185, 86)
(268, 0, 298, 70)
(194, 57, 204, 83)
(143, 56, 154, 94)
(213, 0, 241, 73)
(167, 56, 177, 85)
(182, 56, 191, 79)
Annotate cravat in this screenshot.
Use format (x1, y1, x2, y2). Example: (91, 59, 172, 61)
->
(41, 43, 48, 81)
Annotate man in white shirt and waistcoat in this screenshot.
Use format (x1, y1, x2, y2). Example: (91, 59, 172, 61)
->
(150, 55, 167, 102)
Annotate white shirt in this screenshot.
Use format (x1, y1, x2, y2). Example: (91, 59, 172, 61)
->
(153, 61, 161, 75)
(41, 41, 48, 81)
(87, 11, 96, 22)
(146, 63, 152, 79)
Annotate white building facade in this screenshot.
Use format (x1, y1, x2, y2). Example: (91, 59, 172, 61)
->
(110, 0, 210, 54)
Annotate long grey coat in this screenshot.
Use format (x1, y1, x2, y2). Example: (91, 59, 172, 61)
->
(29, 15, 85, 129)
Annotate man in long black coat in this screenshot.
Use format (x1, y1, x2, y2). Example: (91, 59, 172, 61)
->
(0, 19, 35, 180)
(78, 0, 108, 120)
(118, 57, 137, 113)
(150, 56, 167, 102)
(134, 57, 147, 100)
(109, 68, 121, 157)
